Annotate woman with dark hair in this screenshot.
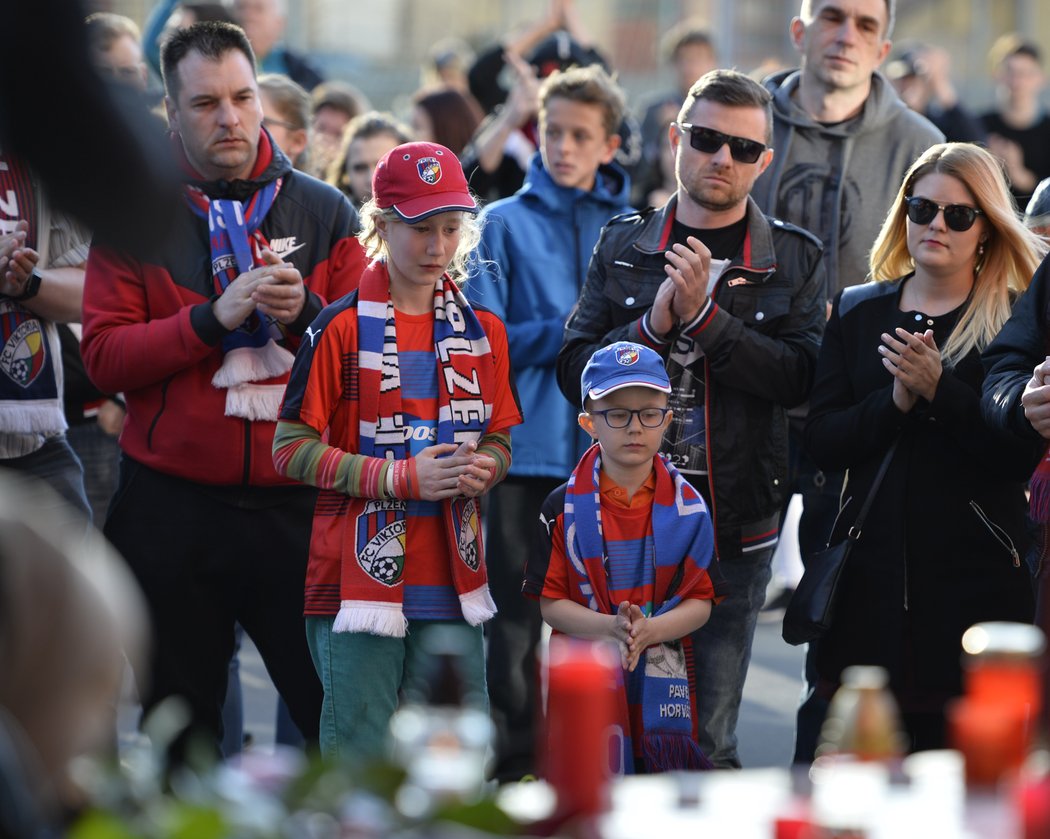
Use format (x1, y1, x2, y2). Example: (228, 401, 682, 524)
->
(410, 87, 485, 158)
(325, 111, 411, 209)
(804, 142, 1048, 753)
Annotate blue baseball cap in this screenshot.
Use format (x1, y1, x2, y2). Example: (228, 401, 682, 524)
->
(581, 342, 671, 405)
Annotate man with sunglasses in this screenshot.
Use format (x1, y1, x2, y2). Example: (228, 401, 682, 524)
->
(749, 0, 942, 764)
(557, 69, 826, 769)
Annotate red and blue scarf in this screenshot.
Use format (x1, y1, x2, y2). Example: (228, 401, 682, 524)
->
(0, 150, 64, 438)
(563, 444, 717, 773)
(334, 260, 497, 637)
(183, 135, 291, 420)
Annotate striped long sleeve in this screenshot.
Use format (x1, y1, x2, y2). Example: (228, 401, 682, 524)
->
(273, 420, 395, 499)
(274, 421, 513, 499)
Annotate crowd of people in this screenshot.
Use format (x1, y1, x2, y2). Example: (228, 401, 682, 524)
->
(5, 0, 1050, 831)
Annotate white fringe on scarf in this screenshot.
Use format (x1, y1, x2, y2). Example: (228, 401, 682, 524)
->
(333, 600, 409, 637)
(0, 400, 67, 436)
(223, 384, 288, 420)
(212, 340, 295, 420)
(212, 340, 294, 388)
(458, 584, 497, 626)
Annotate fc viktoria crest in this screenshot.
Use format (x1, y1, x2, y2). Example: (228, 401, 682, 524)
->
(615, 345, 640, 366)
(456, 498, 481, 571)
(356, 500, 407, 586)
(0, 316, 47, 388)
(417, 157, 442, 185)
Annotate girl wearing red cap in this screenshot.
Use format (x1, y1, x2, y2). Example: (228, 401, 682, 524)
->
(274, 142, 522, 760)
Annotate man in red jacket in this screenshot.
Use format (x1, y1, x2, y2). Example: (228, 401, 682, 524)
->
(81, 21, 365, 758)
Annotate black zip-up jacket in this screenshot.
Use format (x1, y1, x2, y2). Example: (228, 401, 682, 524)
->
(557, 195, 826, 559)
(982, 253, 1050, 442)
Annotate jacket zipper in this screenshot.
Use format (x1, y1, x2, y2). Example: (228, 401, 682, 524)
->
(703, 356, 718, 551)
(969, 500, 1021, 567)
(702, 268, 729, 554)
(242, 418, 252, 485)
(146, 378, 171, 451)
(903, 544, 909, 611)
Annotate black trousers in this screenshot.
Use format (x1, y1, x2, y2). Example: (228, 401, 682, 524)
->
(484, 475, 559, 782)
(105, 457, 323, 758)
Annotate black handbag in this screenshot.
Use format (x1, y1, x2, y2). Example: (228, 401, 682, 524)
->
(782, 439, 899, 646)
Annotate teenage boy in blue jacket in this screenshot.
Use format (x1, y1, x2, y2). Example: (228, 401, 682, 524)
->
(468, 63, 633, 782)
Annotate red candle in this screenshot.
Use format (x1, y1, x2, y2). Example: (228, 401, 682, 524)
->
(544, 638, 619, 818)
(968, 661, 1042, 718)
(947, 696, 1028, 786)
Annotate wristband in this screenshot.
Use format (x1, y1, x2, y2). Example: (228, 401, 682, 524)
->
(10, 269, 42, 302)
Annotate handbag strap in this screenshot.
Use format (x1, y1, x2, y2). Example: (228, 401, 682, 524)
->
(845, 436, 900, 543)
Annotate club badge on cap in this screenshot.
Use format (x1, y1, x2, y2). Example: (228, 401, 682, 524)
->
(580, 341, 671, 405)
(372, 141, 478, 223)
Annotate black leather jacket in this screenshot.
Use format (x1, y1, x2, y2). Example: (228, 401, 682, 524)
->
(557, 195, 826, 559)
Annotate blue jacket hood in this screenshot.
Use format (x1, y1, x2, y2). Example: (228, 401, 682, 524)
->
(515, 152, 631, 215)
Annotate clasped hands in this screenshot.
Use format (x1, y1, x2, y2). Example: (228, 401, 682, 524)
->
(649, 235, 712, 337)
(0, 221, 40, 299)
(415, 439, 497, 501)
(879, 327, 942, 414)
(610, 600, 658, 672)
(213, 247, 306, 330)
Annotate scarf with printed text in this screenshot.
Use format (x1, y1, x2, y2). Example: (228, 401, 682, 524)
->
(334, 260, 497, 637)
(0, 150, 64, 437)
(563, 444, 718, 773)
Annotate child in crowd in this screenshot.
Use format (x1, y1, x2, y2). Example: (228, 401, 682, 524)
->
(468, 62, 633, 782)
(525, 341, 723, 774)
(274, 141, 523, 760)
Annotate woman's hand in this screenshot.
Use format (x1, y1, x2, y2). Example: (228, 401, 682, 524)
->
(880, 328, 942, 407)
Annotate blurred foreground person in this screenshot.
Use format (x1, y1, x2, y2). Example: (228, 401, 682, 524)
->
(0, 471, 148, 838)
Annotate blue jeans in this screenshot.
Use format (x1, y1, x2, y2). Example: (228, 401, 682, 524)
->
(3, 434, 90, 529)
(306, 617, 487, 763)
(65, 422, 120, 526)
(691, 545, 775, 768)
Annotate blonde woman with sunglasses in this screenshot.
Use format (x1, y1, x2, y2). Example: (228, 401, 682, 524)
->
(802, 142, 1048, 754)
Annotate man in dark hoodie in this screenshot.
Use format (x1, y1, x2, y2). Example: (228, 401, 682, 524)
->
(749, 0, 943, 764)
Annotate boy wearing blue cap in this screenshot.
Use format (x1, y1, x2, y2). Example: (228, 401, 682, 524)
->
(524, 341, 723, 774)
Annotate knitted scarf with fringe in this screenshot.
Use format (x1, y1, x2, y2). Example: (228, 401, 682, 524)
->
(183, 138, 290, 421)
(0, 151, 64, 438)
(334, 261, 497, 637)
(563, 444, 717, 773)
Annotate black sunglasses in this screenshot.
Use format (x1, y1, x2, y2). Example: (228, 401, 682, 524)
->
(904, 196, 984, 232)
(678, 123, 767, 164)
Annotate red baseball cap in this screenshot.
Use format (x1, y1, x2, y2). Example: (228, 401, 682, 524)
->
(372, 141, 478, 222)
